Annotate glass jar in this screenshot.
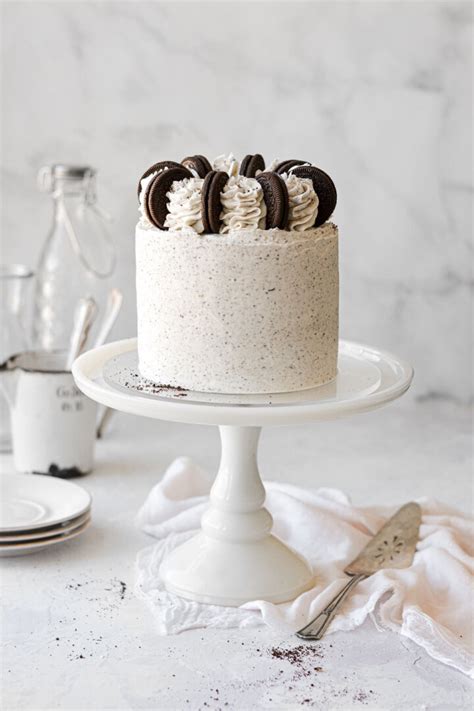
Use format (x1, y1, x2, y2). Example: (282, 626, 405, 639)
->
(32, 165, 116, 350)
(0, 264, 33, 451)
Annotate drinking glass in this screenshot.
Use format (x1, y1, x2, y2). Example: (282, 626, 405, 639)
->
(0, 264, 33, 451)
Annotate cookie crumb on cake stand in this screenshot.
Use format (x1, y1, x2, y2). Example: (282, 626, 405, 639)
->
(73, 338, 413, 607)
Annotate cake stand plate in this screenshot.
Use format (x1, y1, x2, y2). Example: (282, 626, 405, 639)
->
(73, 339, 413, 606)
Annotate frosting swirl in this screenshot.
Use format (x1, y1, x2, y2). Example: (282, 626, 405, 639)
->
(213, 153, 239, 177)
(219, 176, 266, 234)
(164, 177, 204, 233)
(283, 173, 319, 231)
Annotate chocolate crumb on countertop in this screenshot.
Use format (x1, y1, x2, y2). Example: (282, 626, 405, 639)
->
(269, 644, 324, 665)
(266, 644, 325, 682)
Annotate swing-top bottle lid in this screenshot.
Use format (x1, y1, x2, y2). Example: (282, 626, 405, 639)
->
(38, 164, 97, 192)
(50, 164, 96, 179)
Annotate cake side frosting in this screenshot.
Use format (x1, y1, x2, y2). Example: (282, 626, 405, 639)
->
(136, 222, 339, 394)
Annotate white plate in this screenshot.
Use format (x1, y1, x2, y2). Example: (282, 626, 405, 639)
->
(0, 511, 91, 542)
(0, 474, 92, 533)
(0, 517, 91, 557)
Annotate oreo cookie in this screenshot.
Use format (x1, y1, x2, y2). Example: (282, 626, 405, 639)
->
(181, 154, 212, 178)
(257, 172, 289, 230)
(274, 159, 307, 175)
(292, 165, 337, 226)
(137, 161, 183, 199)
(145, 166, 192, 229)
(240, 154, 265, 178)
(201, 171, 228, 233)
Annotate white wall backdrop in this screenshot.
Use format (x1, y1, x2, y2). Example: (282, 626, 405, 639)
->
(1, 1, 472, 403)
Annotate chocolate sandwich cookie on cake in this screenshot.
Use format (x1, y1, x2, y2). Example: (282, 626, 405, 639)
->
(136, 152, 339, 394)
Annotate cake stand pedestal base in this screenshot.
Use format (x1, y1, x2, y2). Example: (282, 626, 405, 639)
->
(160, 426, 314, 606)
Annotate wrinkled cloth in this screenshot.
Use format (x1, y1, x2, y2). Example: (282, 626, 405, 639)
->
(135, 457, 474, 677)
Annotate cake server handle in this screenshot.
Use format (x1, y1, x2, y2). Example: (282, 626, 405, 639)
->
(296, 573, 366, 640)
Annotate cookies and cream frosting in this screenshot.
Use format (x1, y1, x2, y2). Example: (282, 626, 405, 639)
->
(213, 153, 239, 177)
(136, 222, 339, 393)
(283, 173, 319, 231)
(219, 175, 267, 234)
(164, 177, 204, 233)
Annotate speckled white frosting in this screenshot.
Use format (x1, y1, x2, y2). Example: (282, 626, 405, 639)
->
(136, 222, 339, 394)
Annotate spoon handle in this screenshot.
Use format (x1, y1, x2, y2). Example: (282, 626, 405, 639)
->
(96, 406, 115, 439)
(92, 289, 123, 438)
(67, 297, 97, 370)
(94, 288, 123, 348)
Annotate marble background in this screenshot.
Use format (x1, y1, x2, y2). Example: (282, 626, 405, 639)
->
(1, 1, 472, 403)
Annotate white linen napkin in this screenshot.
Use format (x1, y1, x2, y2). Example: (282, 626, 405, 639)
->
(135, 456, 474, 678)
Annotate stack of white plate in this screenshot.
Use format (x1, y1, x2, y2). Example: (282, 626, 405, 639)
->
(0, 473, 91, 557)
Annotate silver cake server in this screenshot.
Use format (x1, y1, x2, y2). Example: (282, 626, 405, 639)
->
(296, 502, 422, 641)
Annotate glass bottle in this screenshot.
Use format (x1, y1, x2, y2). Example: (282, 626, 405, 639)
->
(0, 264, 33, 451)
(32, 165, 116, 350)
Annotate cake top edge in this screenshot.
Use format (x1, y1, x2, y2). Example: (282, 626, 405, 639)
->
(137, 218, 338, 245)
(137, 153, 337, 236)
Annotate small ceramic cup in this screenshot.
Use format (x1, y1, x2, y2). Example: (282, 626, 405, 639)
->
(0, 350, 97, 476)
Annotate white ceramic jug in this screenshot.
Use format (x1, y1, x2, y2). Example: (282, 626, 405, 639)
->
(0, 350, 97, 476)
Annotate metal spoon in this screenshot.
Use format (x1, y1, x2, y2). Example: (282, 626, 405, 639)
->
(66, 297, 97, 370)
(93, 288, 123, 348)
(94, 288, 123, 437)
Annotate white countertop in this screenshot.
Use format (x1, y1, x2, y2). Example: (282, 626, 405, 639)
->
(1, 400, 472, 710)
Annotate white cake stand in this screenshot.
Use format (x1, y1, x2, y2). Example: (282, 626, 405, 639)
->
(73, 338, 413, 607)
